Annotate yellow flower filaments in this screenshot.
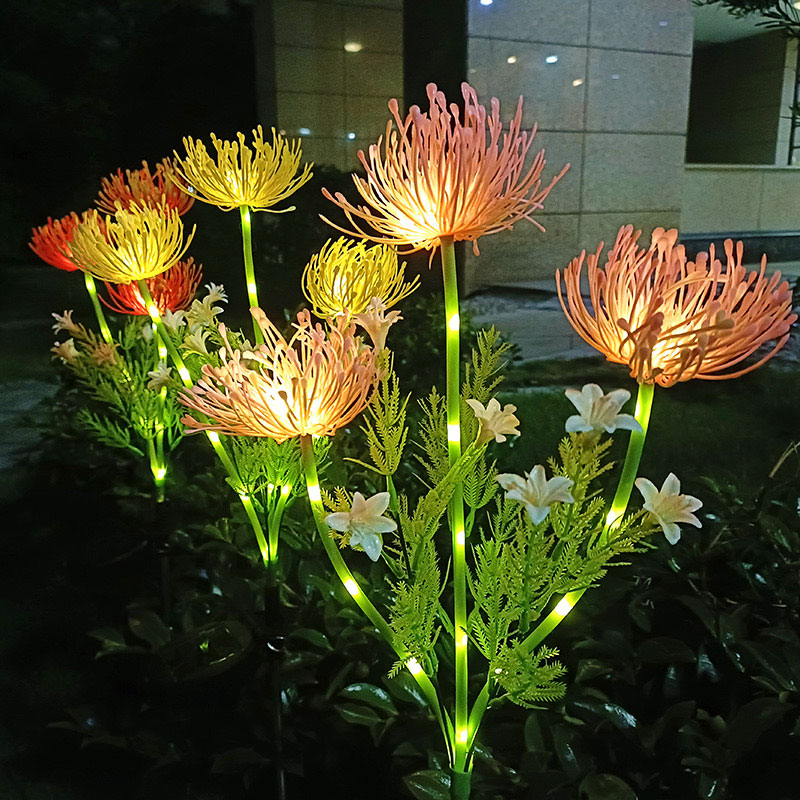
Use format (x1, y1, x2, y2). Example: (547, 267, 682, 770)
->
(302, 237, 419, 318)
(173, 126, 313, 212)
(70, 202, 194, 284)
(179, 309, 377, 442)
(173, 126, 313, 342)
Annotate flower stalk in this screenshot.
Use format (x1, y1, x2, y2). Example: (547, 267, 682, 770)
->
(83, 272, 114, 345)
(441, 236, 470, 778)
(519, 381, 655, 655)
(239, 205, 263, 343)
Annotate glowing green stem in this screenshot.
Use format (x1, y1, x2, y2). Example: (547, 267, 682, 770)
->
(136, 279, 270, 565)
(83, 272, 113, 345)
(519, 381, 656, 654)
(239, 205, 263, 344)
(440, 237, 469, 773)
(299, 434, 453, 758)
(146, 437, 166, 503)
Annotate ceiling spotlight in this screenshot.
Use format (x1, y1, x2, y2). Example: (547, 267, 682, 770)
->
(480, 0, 493, 5)
(545, 55, 558, 64)
(506, 56, 517, 64)
(343, 41, 362, 53)
(572, 78, 583, 87)
(347, 132, 356, 140)
(298, 127, 311, 135)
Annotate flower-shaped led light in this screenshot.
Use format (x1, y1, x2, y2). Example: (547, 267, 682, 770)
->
(466, 398, 520, 445)
(635, 473, 702, 544)
(557, 226, 797, 387)
(30, 211, 96, 272)
(96, 159, 195, 216)
(564, 384, 642, 435)
(102, 257, 202, 315)
(172, 126, 313, 212)
(303, 237, 419, 318)
(322, 82, 568, 255)
(496, 465, 574, 525)
(179, 309, 377, 442)
(70, 202, 194, 284)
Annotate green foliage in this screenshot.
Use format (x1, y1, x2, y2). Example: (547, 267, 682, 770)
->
(491, 642, 567, 707)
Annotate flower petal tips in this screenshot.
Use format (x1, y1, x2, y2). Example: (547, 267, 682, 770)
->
(565, 384, 642, 435)
(179, 309, 377, 442)
(467, 398, 521, 445)
(635, 473, 702, 544)
(497, 466, 574, 525)
(325, 491, 397, 562)
(322, 82, 568, 255)
(557, 226, 797, 387)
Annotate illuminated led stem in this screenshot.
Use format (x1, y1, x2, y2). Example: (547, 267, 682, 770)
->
(239, 205, 263, 344)
(299, 434, 452, 755)
(146, 437, 167, 503)
(82, 271, 113, 345)
(152, 328, 169, 503)
(519, 382, 656, 655)
(440, 236, 470, 775)
(137, 280, 271, 564)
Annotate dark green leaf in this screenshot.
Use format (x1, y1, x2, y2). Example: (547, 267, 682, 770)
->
(289, 627, 332, 651)
(127, 609, 171, 649)
(339, 683, 397, 715)
(334, 702, 382, 727)
(580, 773, 637, 800)
(725, 697, 790, 758)
(403, 769, 450, 800)
(637, 637, 695, 664)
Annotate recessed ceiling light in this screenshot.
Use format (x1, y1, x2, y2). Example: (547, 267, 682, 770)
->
(611, 73, 620, 79)
(659, 20, 668, 27)
(572, 78, 583, 87)
(480, 0, 493, 5)
(298, 127, 311, 135)
(347, 132, 356, 140)
(343, 42, 362, 53)
(506, 56, 517, 64)
(545, 55, 558, 64)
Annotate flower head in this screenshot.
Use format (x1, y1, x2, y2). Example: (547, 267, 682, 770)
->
(635, 473, 702, 544)
(325, 491, 397, 562)
(51, 310, 84, 338)
(558, 226, 797, 387)
(51, 339, 78, 363)
(565, 384, 642, 435)
(352, 298, 402, 350)
(186, 293, 224, 332)
(30, 211, 95, 272)
(179, 309, 377, 443)
(181, 328, 210, 356)
(90, 342, 118, 367)
(303, 237, 419, 318)
(173, 126, 313, 212)
(162, 309, 187, 335)
(96, 159, 194, 216)
(102, 258, 202, 316)
(496, 465, 574, 525)
(466, 397, 520, 445)
(70, 203, 194, 284)
(147, 363, 173, 391)
(323, 82, 567, 255)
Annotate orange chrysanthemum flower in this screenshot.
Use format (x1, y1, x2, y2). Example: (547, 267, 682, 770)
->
(102, 257, 202, 316)
(96, 159, 194, 216)
(322, 82, 568, 255)
(30, 211, 96, 272)
(557, 225, 797, 387)
(179, 309, 377, 443)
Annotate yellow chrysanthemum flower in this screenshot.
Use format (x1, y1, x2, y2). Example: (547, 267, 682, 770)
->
(303, 237, 419, 318)
(173, 126, 313, 212)
(70, 202, 195, 284)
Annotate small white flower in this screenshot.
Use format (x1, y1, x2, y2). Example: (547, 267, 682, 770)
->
(466, 397, 520, 445)
(496, 465, 574, 525)
(205, 283, 228, 305)
(51, 310, 81, 336)
(141, 323, 154, 342)
(352, 297, 402, 350)
(635, 473, 702, 545)
(147, 362, 173, 391)
(182, 329, 210, 356)
(325, 491, 397, 562)
(51, 339, 78, 363)
(162, 309, 187, 335)
(186, 296, 223, 332)
(565, 384, 642, 435)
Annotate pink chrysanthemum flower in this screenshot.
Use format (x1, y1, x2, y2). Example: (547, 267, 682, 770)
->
(322, 82, 568, 255)
(557, 226, 797, 387)
(179, 309, 377, 443)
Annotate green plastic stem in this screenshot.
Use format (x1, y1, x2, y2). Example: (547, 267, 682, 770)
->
(83, 272, 113, 345)
(519, 381, 656, 654)
(440, 237, 469, 771)
(239, 205, 263, 344)
(299, 434, 452, 757)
